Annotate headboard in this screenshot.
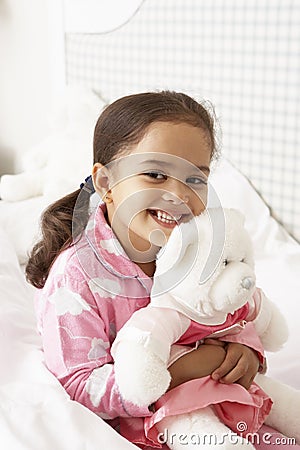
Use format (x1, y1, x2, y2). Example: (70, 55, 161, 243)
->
(62, 0, 300, 241)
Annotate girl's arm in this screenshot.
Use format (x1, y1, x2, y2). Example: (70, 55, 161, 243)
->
(37, 277, 151, 420)
(168, 339, 260, 391)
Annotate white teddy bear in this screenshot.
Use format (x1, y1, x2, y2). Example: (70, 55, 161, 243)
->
(0, 85, 105, 202)
(111, 208, 300, 449)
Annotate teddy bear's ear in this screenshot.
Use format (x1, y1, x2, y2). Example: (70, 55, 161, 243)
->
(152, 218, 202, 297)
(155, 217, 200, 277)
(152, 208, 227, 297)
(196, 208, 228, 284)
(155, 208, 226, 279)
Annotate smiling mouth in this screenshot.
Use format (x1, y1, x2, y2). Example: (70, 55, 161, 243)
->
(148, 209, 185, 226)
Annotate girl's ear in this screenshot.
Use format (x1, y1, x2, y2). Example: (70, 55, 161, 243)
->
(92, 163, 112, 201)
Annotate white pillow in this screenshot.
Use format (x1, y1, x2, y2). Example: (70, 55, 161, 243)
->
(209, 157, 297, 259)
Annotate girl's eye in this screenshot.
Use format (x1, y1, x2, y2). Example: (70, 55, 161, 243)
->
(186, 177, 207, 185)
(143, 171, 167, 180)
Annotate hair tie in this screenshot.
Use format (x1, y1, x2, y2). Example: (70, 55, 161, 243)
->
(80, 175, 95, 194)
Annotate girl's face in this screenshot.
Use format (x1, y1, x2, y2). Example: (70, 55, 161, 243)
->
(93, 121, 212, 263)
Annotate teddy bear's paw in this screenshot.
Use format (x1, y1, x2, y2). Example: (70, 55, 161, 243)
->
(114, 342, 171, 407)
(256, 373, 300, 444)
(252, 291, 288, 352)
(259, 303, 289, 352)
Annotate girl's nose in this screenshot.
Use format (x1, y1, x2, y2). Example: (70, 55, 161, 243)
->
(162, 190, 189, 205)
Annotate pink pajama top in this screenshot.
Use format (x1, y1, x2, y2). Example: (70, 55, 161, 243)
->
(36, 202, 271, 449)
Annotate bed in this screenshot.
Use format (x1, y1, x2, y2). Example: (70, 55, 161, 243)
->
(0, 1, 299, 448)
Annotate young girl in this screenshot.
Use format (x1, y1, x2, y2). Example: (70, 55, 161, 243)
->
(26, 91, 296, 449)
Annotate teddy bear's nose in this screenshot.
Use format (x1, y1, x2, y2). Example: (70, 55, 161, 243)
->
(241, 277, 254, 290)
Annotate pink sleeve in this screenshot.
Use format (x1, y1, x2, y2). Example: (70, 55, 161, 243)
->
(38, 276, 151, 420)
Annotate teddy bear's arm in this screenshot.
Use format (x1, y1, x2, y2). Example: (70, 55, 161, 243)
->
(251, 288, 289, 352)
(111, 306, 191, 407)
(112, 306, 190, 363)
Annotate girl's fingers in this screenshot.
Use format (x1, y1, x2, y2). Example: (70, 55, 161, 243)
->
(218, 360, 248, 384)
(211, 352, 242, 382)
(211, 343, 259, 386)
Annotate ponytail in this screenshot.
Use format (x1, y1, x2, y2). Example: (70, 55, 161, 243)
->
(25, 186, 91, 289)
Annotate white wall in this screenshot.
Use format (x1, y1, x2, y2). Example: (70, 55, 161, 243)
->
(0, 0, 64, 174)
(0, 0, 140, 176)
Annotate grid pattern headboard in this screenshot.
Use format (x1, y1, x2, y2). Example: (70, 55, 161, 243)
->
(65, 0, 300, 241)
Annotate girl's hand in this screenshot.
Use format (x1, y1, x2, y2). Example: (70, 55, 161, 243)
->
(210, 342, 260, 390)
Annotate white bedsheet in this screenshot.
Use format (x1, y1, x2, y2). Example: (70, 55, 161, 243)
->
(0, 157, 299, 449)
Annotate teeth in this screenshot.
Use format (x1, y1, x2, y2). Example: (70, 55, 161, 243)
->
(152, 210, 182, 224)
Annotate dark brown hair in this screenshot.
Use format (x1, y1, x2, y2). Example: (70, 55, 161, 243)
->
(26, 90, 218, 288)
